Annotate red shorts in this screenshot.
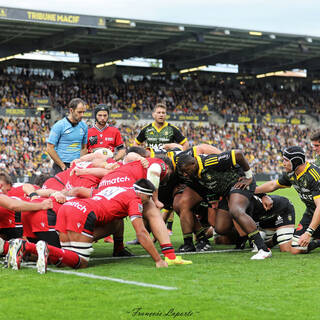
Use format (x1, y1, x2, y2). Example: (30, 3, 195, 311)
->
(56, 201, 97, 238)
(21, 209, 57, 238)
(0, 210, 16, 229)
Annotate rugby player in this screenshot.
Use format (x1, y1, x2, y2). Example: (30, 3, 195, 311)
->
(134, 103, 189, 151)
(310, 129, 320, 167)
(5, 179, 170, 273)
(255, 146, 320, 254)
(87, 104, 126, 161)
(177, 150, 272, 259)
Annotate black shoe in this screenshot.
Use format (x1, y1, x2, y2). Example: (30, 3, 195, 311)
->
(196, 239, 212, 252)
(178, 243, 196, 253)
(113, 247, 135, 257)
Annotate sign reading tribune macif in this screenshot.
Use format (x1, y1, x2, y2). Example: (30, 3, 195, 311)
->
(0, 7, 106, 28)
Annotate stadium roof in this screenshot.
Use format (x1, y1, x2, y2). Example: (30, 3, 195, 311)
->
(1, 6, 320, 76)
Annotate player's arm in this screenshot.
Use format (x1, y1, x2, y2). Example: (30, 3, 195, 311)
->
(47, 143, 66, 171)
(172, 125, 189, 150)
(180, 139, 189, 150)
(71, 166, 114, 178)
(162, 143, 183, 151)
(114, 148, 126, 161)
(113, 131, 126, 161)
(147, 163, 163, 208)
(134, 127, 146, 146)
(62, 187, 92, 198)
(299, 197, 320, 247)
(195, 144, 222, 155)
(131, 217, 167, 267)
(229, 150, 253, 190)
(81, 143, 88, 156)
(255, 179, 289, 194)
(73, 152, 105, 164)
(81, 127, 88, 156)
(0, 194, 52, 211)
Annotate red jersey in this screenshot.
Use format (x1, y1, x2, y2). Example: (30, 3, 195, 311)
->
(87, 125, 124, 153)
(7, 183, 40, 199)
(42, 161, 101, 190)
(0, 194, 25, 229)
(97, 158, 168, 191)
(56, 187, 143, 236)
(21, 196, 63, 238)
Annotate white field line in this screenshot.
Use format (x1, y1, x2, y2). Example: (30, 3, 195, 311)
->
(16, 264, 178, 291)
(91, 248, 249, 261)
(1, 248, 248, 291)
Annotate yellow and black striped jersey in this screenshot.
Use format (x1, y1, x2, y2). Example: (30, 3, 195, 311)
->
(277, 162, 320, 216)
(194, 150, 242, 197)
(135, 122, 187, 151)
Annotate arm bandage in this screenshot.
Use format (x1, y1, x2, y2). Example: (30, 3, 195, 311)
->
(147, 163, 161, 189)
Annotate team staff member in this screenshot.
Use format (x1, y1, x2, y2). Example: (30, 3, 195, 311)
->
(47, 98, 88, 175)
(87, 104, 126, 161)
(134, 103, 189, 152)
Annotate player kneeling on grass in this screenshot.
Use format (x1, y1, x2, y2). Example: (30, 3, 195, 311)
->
(256, 146, 320, 254)
(4, 179, 170, 273)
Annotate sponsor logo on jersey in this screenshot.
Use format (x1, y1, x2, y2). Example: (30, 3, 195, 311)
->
(65, 201, 87, 213)
(275, 215, 284, 226)
(99, 176, 131, 187)
(65, 181, 74, 190)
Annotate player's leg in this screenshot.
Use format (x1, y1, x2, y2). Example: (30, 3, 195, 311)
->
(228, 192, 271, 259)
(143, 199, 192, 265)
(93, 219, 134, 256)
(173, 187, 203, 252)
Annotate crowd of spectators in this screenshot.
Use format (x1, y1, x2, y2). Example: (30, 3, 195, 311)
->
(0, 114, 314, 182)
(1, 70, 319, 120)
(0, 71, 318, 181)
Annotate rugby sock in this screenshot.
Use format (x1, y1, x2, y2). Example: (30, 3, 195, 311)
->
(24, 242, 38, 255)
(183, 233, 194, 246)
(270, 233, 278, 247)
(47, 245, 80, 268)
(307, 239, 320, 252)
(113, 237, 124, 254)
(195, 228, 207, 241)
(2, 240, 9, 255)
(167, 221, 173, 231)
(248, 230, 269, 251)
(160, 243, 176, 260)
(235, 235, 248, 249)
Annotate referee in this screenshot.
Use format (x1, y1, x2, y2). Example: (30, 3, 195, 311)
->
(47, 98, 88, 175)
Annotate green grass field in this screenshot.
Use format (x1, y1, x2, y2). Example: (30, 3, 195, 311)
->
(1, 185, 317, 320)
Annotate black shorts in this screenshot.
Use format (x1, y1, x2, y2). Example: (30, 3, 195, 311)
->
(0, 227, 23, 240)
(258, 201, 295, 229)
(294, 212, 320, 239)
(229, 177, 256, 199)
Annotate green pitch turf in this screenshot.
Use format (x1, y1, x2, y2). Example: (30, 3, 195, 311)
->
(1, 185, 318, 320)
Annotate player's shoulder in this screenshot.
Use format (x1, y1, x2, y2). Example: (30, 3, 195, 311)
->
(79, 120, 88, 129)
(306, 162, 320, 182)
(140, 123, 153, 131)
(167, 123, 182, 131)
